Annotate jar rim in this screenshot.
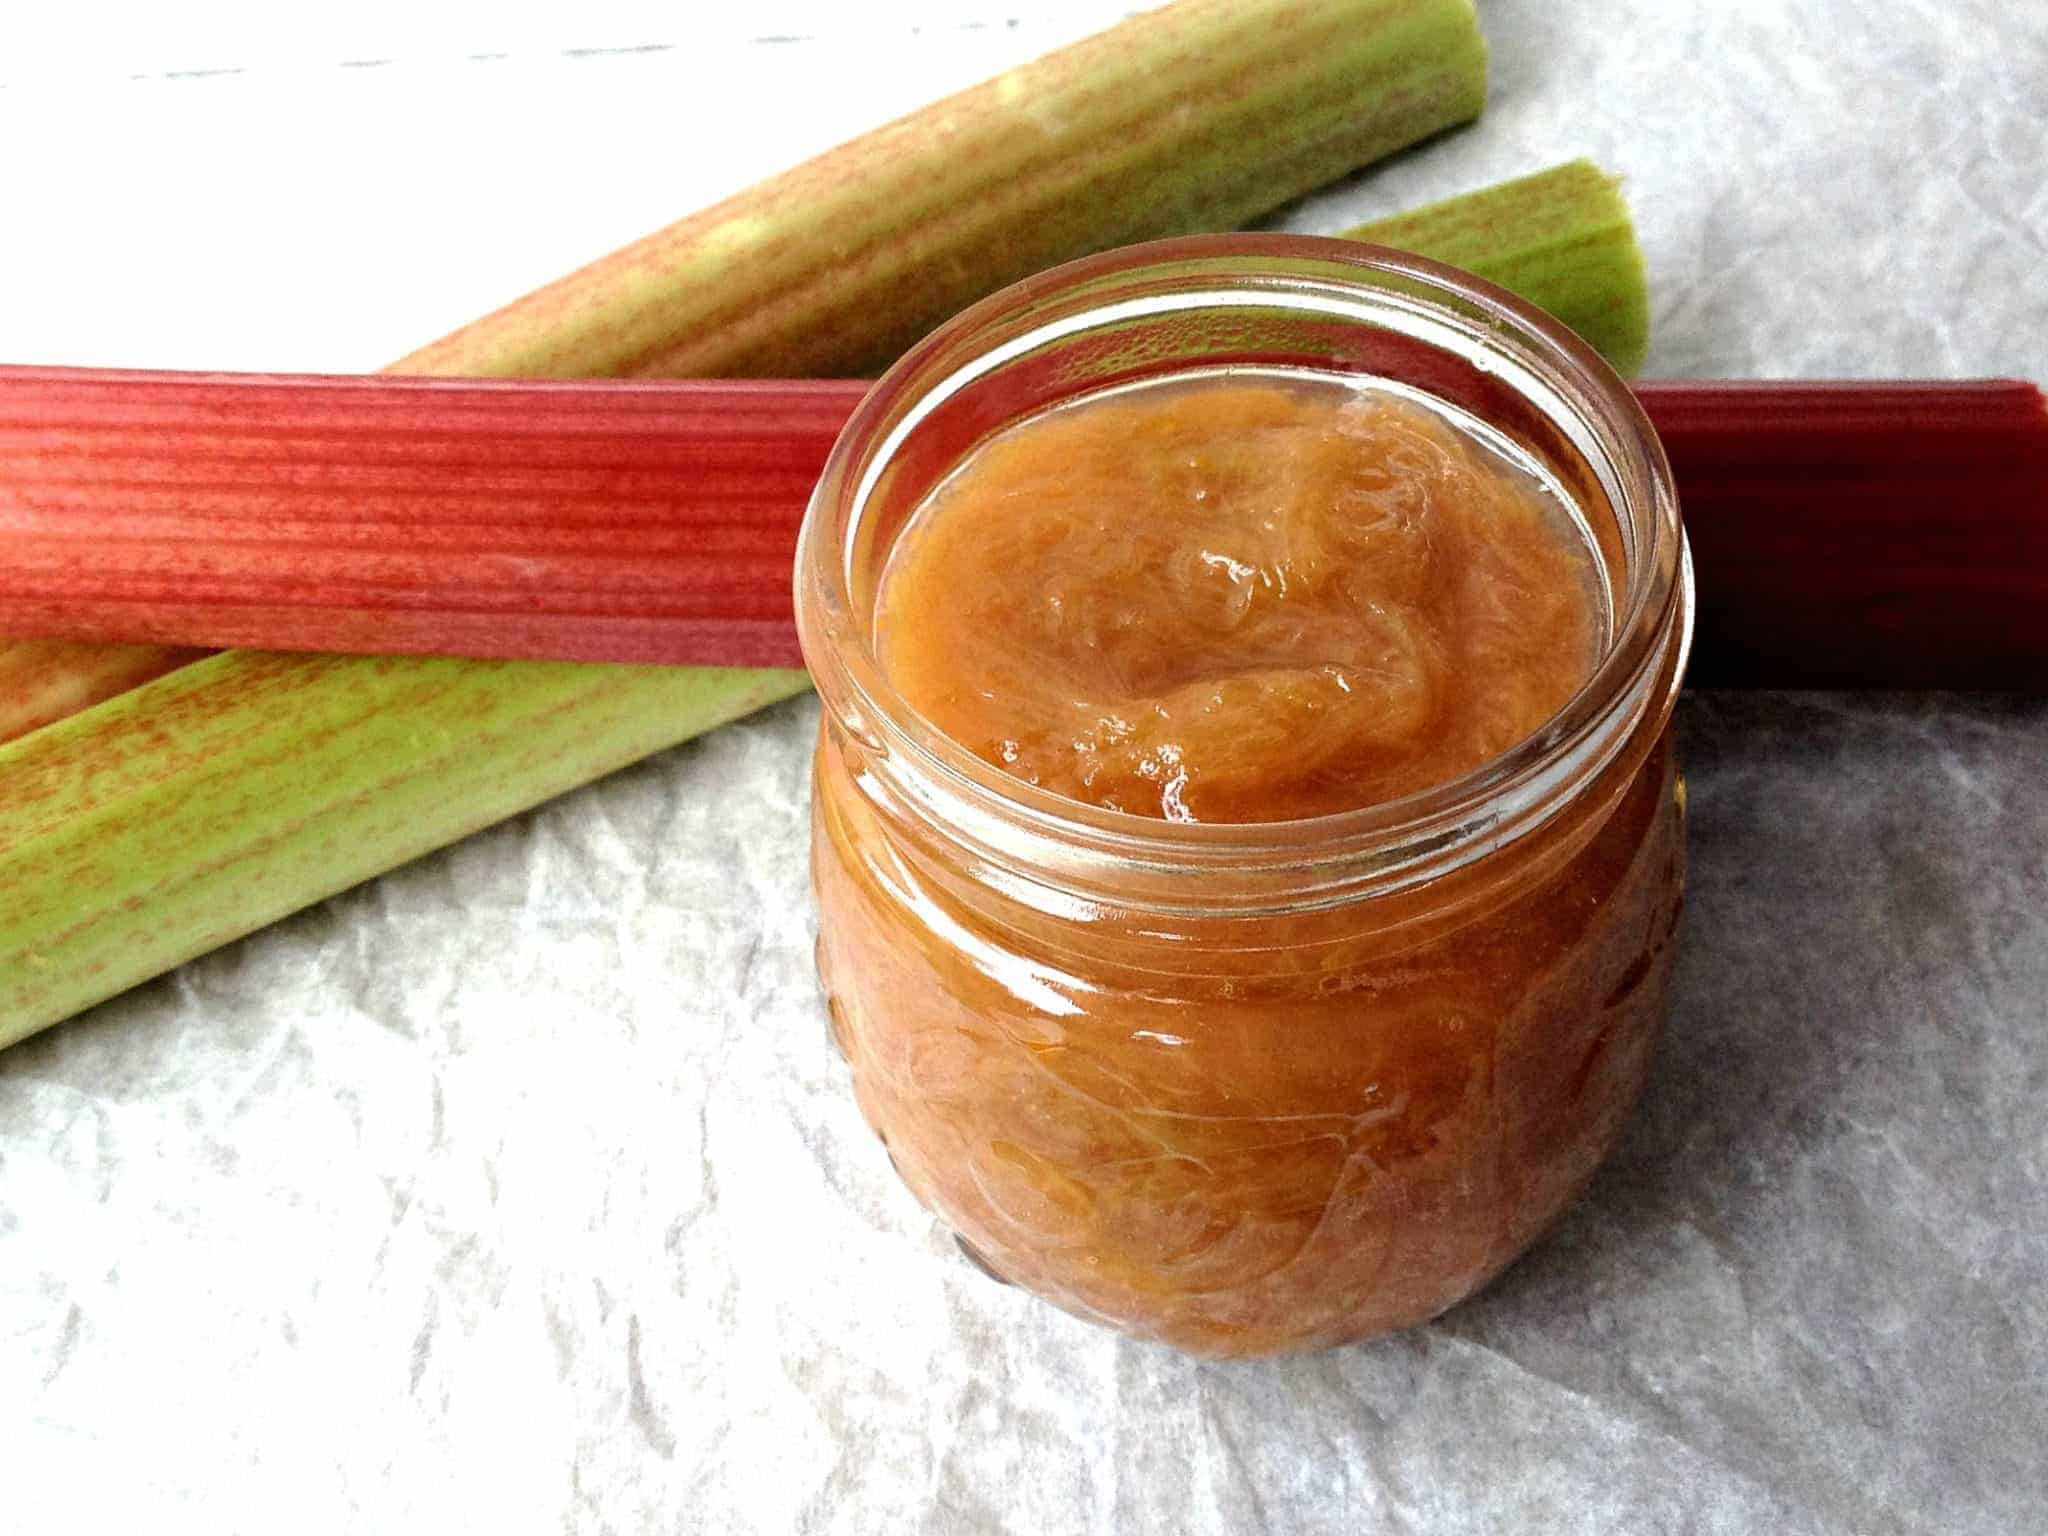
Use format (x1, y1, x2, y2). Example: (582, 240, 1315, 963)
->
(796, 234, 1693, 913)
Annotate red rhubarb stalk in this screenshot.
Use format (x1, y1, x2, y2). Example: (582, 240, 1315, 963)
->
(0, 367, 850, 668)
(1647, 379, 2048, 689)
(2, 370, 2043, 689)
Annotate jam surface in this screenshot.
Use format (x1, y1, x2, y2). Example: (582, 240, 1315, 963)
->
(875, 376, 1603, 822)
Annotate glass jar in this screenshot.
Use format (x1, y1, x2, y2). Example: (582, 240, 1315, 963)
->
(795, 236, 1693, 1358)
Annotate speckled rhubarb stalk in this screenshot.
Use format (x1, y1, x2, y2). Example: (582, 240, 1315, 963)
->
(397, 0, 1488, 380)
(0, 656, 808, 1042)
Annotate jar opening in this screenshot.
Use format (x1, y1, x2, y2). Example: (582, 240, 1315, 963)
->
(796, 235, 1692, 916)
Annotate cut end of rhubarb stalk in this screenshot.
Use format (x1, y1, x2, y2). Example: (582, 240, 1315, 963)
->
(1349, 159, 1651, 377)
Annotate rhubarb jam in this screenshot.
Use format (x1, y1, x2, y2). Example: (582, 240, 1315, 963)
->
(874, 376, 1604, 823)
(799, 240, 1691, 1357)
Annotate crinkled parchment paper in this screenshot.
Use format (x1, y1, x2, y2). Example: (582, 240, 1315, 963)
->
(3, 4, 2045, 1530)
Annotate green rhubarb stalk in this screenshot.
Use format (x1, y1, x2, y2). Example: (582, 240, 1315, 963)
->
(0, 654, 808, 1042)
(396, 0, 1489, 379)
(1347, 158, 1650, 376)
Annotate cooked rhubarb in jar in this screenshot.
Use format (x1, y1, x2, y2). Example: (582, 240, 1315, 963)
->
(875, 375, 1604, 823)
(797, 237, 1693, 1356)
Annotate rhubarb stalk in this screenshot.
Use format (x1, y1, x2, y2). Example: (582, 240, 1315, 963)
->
(5, 375, 2043, 690)
(0, 369, 851, 668)
(396, 0, 1489, 379)
(0, 655, 807, 1041)
(1348, 158, 1649, 376)
(1653, 379, 2048, 689)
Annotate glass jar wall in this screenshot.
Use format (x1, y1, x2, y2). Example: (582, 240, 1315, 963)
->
(796, 236, 1693, 1356)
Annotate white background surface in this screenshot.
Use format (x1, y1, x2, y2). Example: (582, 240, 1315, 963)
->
(3, 3, 2046, 1532)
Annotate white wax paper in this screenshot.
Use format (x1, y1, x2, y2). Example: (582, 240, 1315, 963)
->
(3, 4, 2046, 1531)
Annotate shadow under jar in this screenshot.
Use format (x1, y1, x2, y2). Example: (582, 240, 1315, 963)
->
(796, 236, 1694, 1358)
